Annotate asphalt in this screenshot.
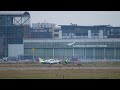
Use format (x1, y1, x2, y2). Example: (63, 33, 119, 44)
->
(0, 66, 120, 70)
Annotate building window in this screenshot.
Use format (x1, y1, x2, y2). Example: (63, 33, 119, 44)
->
(54, 34, 59, 37)
(83, 33, 88, 36)
(63, 33, 68, 36)
(54, 29, 59, 32)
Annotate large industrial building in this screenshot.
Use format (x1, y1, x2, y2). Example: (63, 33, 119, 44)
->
(30, 23, 60, 39)
(23, 24, 120, 61)
(59, 24, 120, 39)
(23, 38, 120, 61)
(30, 23, 55, 38)
(0, 11, 30, 58)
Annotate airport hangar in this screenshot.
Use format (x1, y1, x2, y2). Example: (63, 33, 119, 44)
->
(23, 25, 120, 61)
(23, 38, 120, 61)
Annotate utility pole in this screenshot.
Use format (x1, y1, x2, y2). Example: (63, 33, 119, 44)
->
(32, 48, 36, 62)
(104, 47, 105, 60)
(53, 48, 54, 59)
(73, 44, 74, 58)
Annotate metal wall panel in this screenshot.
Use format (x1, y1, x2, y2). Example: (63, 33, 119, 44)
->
(8, 44, 24, 57)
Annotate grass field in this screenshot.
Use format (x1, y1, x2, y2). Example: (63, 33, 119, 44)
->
(0, 62, 120, 79)
(0, 69, 120, 79)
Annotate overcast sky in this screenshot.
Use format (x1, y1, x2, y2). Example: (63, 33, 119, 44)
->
(29, 11, 120, 27)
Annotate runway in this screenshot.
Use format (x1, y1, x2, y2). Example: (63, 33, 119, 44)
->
(0, 66, 120, 70)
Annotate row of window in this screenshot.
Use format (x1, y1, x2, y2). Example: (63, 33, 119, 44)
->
(63, 33, 107, 37)
(24, 48, 120, 59)
(63, 33, 88, 36)
(24, 41, 120, 48)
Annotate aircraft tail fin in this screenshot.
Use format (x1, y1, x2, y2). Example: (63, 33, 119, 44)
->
(64, 58, 69, 64)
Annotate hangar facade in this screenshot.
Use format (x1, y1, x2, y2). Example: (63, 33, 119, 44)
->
(24, 38, 120, 61)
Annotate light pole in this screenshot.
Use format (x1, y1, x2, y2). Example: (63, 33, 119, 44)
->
(104, 47, 105, 60)
(73, 44, 74, 58)
(53, 48, 54, 59)
(32, 48, 35, 62)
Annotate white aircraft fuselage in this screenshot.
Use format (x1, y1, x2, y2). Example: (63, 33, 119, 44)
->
(38, 58, 62, 64)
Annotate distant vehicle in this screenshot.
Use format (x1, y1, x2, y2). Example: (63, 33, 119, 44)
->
(38, 58, 62, 64)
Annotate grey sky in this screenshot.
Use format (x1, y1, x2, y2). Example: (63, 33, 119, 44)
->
(29, 11, 120, 26)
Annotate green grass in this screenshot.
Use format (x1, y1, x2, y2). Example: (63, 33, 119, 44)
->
(0, 69, 120, 79)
